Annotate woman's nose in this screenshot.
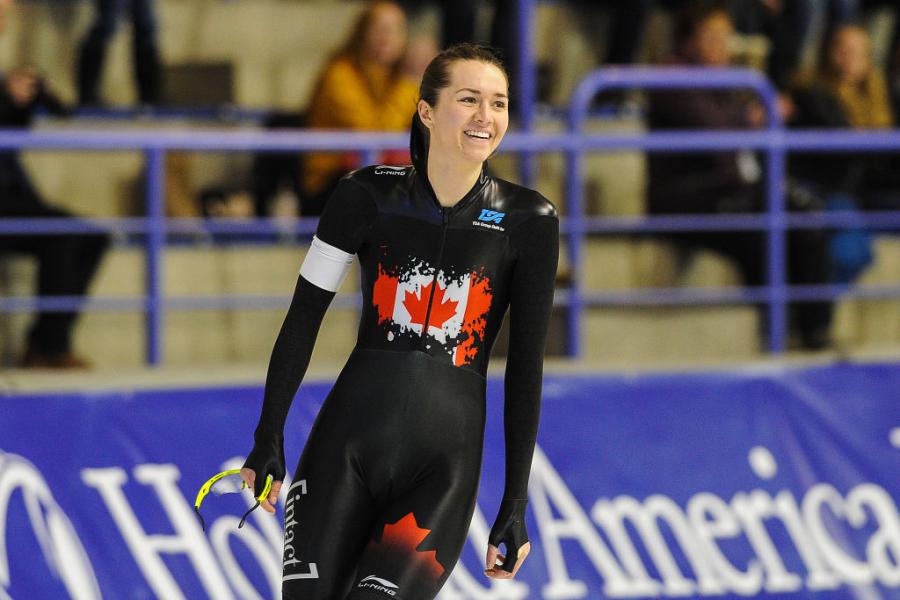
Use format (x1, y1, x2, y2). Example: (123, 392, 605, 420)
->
(475, 101, 491, 123)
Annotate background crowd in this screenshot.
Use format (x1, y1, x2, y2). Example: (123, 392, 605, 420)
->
(2, 0, 900, 367)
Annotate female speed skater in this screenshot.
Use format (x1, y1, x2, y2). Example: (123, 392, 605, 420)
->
(241, 42, 559, 599)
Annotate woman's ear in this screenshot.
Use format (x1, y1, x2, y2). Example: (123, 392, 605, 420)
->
(417, 99, 434, 130)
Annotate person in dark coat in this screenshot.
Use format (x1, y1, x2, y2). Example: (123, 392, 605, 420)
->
(0, 10, 109, 367)
(647, 1, 834, 350)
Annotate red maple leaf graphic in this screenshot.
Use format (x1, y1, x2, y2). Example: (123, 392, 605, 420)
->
(373, 264, 399, 325)
(368, 512, 445, 579)
(403, 280, 458, 330)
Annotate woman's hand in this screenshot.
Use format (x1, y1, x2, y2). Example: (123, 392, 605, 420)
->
(4, 66, 38, 107)
(241, 431, 287, 513)
(485, 541, 531, 579)
(486, 498, 529, 578)
(240, 467, 282, 513)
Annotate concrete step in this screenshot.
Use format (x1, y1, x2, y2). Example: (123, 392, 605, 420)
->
(3, 236, 898, 368)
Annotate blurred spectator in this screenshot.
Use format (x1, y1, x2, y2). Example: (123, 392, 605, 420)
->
(801, 1, 898, 74)
(571, 0, 657, 66)
(725, 0, 817, 89)
(398, 0, 519, 97)
(0, 0, 109, 368)
(251, 111, 304, 218)
(403, 33, 440, 83)
(300, 0, 418, 215)
(790, 24, 894, 201)
(789, 24, 896, 280)
(647, 1, 834, 350)
(76, 0, 162, 106)
(892, 35, 900, 117)
(397, 0, 508, 56)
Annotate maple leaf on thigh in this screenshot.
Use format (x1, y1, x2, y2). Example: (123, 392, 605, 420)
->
(367, 512, 445, 579)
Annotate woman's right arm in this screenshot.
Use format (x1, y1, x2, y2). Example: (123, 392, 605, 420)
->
(242, 177, 376, 499)
(241, 275, 335, 500)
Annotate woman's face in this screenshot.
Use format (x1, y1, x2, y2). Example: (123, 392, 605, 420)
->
(363, 3, 407, 68)
(686, 12, 733, 67)
(420, 60, 509, 167)
(829, 26, 871, 85)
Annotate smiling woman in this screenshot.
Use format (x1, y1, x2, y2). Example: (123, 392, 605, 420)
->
(415, 58, 509, 201)
(241, 43, 559, 600)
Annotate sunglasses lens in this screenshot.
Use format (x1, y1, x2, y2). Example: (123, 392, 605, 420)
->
(208, 473, 249, 497)
(195, 471, 273, 532)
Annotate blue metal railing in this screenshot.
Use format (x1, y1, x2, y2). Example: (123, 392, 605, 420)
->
(517, 0, 537, 187)
(566, 67, 785, 355)
(3, 67, 900, 364)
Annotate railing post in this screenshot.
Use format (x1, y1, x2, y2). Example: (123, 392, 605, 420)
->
(752, 73, 787, 354)
(360, 149, 379, 168)
(766, 135, 787, 353)
(564, 83, 594, 358)
(563, 148, 584, 358)
(145, 148, 165, 366)
(517, 0, 537, 187)
(568, 67, 786, 357)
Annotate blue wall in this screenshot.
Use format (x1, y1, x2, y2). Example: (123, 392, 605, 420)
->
(1, 362, 899, 599)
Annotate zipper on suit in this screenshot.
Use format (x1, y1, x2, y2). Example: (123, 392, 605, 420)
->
(420, 207, 449, 347)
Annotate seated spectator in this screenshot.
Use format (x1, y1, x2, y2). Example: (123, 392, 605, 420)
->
(301, 0, 418, 215)
(0, 0, 107, 368)
(791, 24, 899, 211)
(814, 0, 897, 64)
(251, 111, 305, 218)
(647, 1, 835, 350)
(0, 66, 109, 366)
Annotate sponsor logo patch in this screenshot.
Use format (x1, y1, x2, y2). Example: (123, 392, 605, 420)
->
(477, 209, 505, 224)
(473, 208, 506, 231)
(374, 166, 407, 176)
(358, 574, 399, 595)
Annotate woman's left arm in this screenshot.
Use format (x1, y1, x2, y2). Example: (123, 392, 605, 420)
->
(486, 210, 559, 577)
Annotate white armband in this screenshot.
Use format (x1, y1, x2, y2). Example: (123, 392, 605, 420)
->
(299, 235, 355, 292)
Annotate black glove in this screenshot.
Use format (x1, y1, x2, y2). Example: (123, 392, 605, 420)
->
(242, 430, 286, 498)
(488, 498, 528, 573)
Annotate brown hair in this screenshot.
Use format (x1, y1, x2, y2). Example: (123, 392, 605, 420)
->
(674, 0, 730, 50)
(330, 1, 408, 85)
(818, 23, 869, 81)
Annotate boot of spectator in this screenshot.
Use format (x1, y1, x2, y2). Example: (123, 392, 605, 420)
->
(21, 346, 91, 369)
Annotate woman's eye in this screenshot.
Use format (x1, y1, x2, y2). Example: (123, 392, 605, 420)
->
(460, 97, 477, 104)
(494, 101, 507, 109)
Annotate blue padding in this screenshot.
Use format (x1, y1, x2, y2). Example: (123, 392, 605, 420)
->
(1, 362, 899, 598)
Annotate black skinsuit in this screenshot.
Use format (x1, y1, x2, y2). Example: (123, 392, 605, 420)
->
(245, 158, 559, 599)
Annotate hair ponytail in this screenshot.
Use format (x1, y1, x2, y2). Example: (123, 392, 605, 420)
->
(410, 111, 429, 174)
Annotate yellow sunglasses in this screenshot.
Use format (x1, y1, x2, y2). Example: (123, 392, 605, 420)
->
(194, 469, 273, 532)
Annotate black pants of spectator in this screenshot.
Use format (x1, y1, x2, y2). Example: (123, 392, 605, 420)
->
(431, 0, 653, 97)
(251, 112, 305, 217)
(399, 0, 520, 94)
(77, 0, 161, 105)
(569, 0, 655, 65)
(667, 230, 834, 347)
(0, 194, 109, 355)
(726, 0, 816, 90)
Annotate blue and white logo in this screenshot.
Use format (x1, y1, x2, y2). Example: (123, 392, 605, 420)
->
(477, 209, 505, 224)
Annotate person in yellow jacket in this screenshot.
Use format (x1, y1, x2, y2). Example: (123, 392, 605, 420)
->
(302, 1, 420, 214)
(791, 24, 893, 129)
